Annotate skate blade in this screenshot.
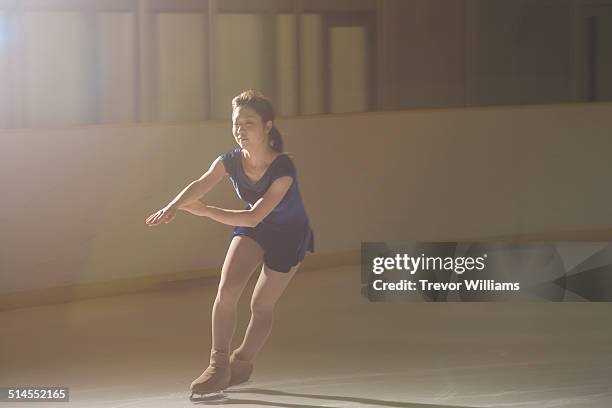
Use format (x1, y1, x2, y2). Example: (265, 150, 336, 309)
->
(189, 391, 226, 402)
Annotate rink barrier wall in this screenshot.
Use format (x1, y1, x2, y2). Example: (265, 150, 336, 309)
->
(2, 228, 612, 311)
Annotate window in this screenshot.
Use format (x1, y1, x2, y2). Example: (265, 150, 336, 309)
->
(23, 11, 90, 127)
(155, 12, 207, 121)
(0, 11, 8, 128)
(0, 0, 379, 128)
(213, 14, 269, 119)
(97, 12, 136, 123)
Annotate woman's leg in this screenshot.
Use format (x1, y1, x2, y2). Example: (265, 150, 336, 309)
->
(191, 235, 264, 394)
(211, 235, 264, 353)
(232, 262, 301, 362)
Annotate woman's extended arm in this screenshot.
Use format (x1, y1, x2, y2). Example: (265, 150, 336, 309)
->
(179, 201, 254, 226)
(181, 176, 293, 228)
(145, 157, 226, 227)
(168, 157, 226, 209)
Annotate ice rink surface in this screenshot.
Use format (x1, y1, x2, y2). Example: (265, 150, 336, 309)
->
(2, 265, 612, 407)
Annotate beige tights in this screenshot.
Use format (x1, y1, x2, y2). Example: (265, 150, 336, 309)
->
(211, 235, 299, 362)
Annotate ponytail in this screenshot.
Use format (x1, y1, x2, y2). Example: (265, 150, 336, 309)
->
(269, 125, 284, 152)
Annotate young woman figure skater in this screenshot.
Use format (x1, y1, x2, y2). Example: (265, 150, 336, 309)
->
(145, 90, 314, 397)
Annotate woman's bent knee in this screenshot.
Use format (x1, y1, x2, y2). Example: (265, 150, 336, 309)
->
(215, 287, 241, 306)
(250, 299, 275, 316)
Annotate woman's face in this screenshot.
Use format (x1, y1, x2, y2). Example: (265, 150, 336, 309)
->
(232, 106, 272, 149)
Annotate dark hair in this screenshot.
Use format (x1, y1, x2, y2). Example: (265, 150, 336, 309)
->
(232, 89, 283, 152)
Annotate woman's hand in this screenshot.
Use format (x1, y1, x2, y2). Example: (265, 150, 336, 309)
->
(145, 204, 178, 226)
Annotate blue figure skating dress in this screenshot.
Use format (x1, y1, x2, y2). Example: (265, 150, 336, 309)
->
(219, 147, 314, 272)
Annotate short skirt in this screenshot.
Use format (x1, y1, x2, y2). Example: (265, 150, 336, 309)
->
(232, 222, 315, 273)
